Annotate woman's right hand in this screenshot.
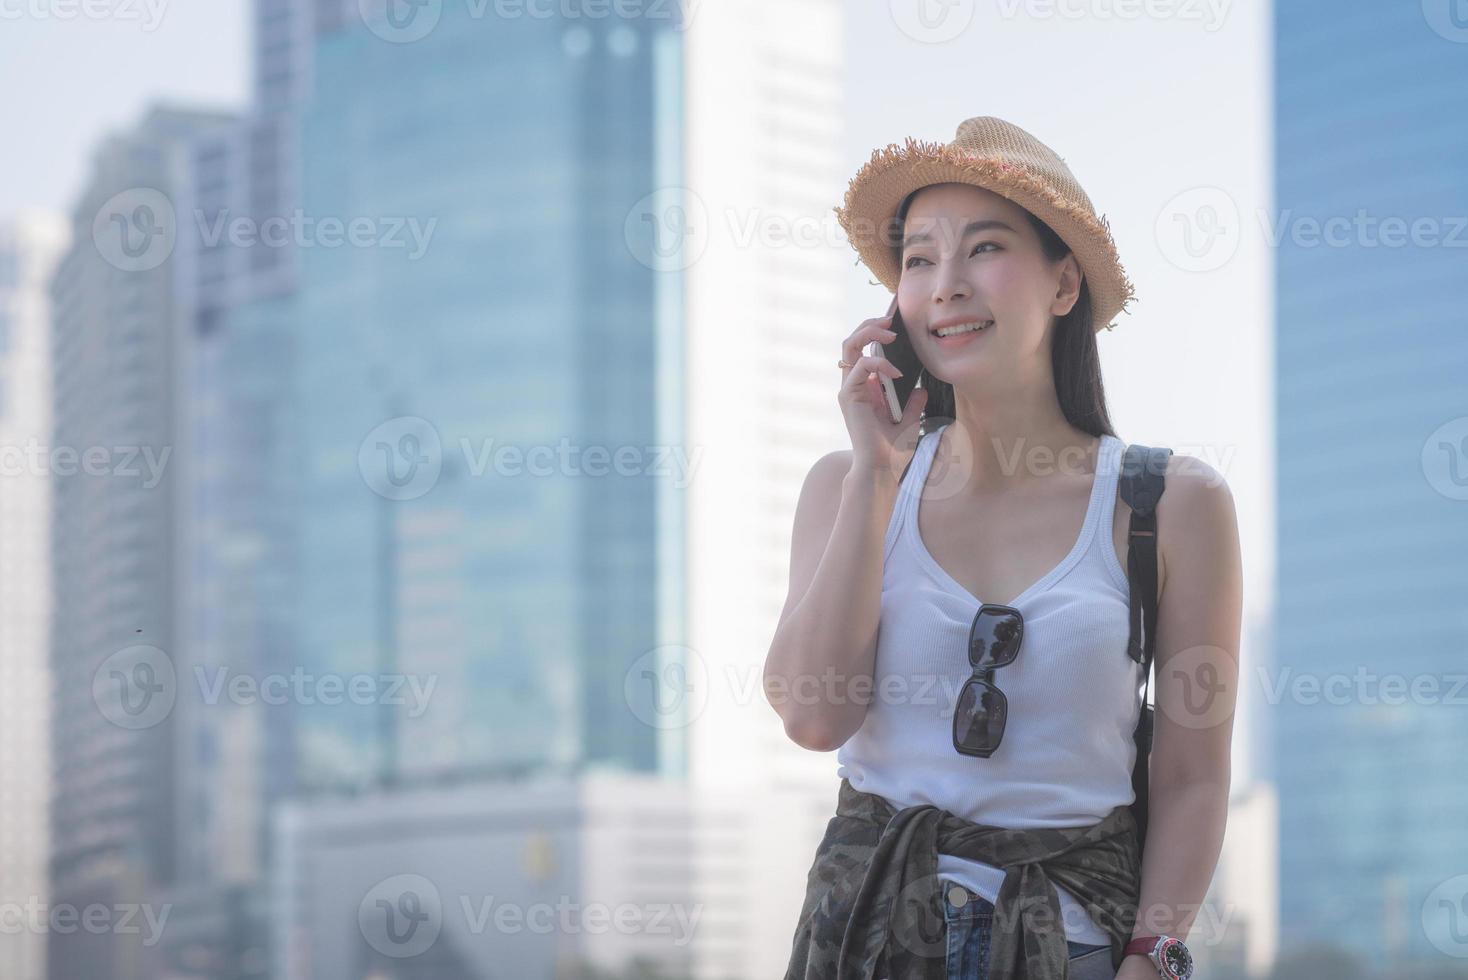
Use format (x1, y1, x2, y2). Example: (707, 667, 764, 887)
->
(837, 314, 929, 481)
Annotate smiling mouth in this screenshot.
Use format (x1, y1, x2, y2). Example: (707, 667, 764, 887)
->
(931, 319, 994, 338)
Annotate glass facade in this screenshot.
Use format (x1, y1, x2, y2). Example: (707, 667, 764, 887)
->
(1274, 3, 1468, 968)
(291, 3, 686, 789)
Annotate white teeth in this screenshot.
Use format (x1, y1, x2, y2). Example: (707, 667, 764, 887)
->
(935, 320, 992, 338)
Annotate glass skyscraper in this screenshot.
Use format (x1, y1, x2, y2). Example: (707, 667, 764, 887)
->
(1274, 3, 1468, 970)
(290, 1, 687, 789)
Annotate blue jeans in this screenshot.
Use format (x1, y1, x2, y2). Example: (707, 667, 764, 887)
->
(941, 880, 1116, 980)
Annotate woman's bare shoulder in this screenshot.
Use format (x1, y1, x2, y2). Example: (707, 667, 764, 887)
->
(776, 449, 855, 628)
(1156, 452, 1235, 593)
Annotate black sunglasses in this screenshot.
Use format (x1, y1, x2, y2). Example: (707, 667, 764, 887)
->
(952, 603, 1024, 758)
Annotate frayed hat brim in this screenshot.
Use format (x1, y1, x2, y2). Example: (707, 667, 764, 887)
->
(832, 128, 1137, 332)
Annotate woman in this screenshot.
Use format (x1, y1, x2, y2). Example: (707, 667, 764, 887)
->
(768, 117, 1242, 979)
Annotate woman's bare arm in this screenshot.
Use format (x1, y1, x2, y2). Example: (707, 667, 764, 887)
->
(763, 450, 902, 751)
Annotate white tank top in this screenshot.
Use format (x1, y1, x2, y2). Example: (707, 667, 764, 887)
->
(835, 421, 1144, 945)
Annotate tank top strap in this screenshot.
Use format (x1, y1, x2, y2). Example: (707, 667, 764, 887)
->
(884, 423, 947, 563)
(1079, 433, 1131, 595)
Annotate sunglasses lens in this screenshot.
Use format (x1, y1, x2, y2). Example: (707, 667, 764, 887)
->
(970, 606, 1023, 669)
(954, 679, 1007, 755)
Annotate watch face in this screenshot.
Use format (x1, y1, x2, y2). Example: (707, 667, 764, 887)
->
(1159, 938, 1193, 979)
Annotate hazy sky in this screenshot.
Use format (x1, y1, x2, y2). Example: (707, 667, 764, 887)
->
(0, 1, 251, 218)
(1, 0, 1272, 658)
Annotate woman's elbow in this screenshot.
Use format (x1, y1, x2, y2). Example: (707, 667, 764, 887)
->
(781, 715, 852, 753)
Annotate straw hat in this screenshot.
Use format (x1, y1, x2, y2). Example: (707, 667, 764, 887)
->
(832, 115, 1137, 332)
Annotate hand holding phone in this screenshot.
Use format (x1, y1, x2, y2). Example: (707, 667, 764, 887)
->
(865, 295, 923, 424)
(864, 337, 907, 425)
(837, 294, 928, 475)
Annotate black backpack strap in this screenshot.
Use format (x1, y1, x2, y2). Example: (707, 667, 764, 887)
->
(1119, 443, 1172, 856)
(1120, 445, 1171, 667)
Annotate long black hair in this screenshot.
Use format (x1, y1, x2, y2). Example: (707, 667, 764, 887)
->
(892, 188, 1117, 441)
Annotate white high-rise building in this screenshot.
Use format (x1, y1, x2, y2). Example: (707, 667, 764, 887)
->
(680, 1, 851, 973)
(1196, 782, 1278, 979)
(47, 104, 239, 980)
(683, 0, 849, 787)
(0, 210, 67, 980)
(680, 1, 851, 975)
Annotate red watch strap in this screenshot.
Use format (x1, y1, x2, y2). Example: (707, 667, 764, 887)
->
(1124, 936, 1161, 958)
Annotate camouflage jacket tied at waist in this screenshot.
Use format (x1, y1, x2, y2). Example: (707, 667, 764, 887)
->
(784, 778, 1143, 980)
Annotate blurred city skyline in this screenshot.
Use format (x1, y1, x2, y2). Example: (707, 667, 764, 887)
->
(0, 9, 1274, 672)
(5, 2, 1466, 979)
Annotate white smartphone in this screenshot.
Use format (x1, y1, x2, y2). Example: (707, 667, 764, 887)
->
(863, 295, 920, 424)
(864, 339, 905, 424)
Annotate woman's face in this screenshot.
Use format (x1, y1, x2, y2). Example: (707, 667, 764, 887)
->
(896, 183, 1081, 382)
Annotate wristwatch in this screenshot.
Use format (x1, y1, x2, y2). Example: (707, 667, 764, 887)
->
(1122, 935, 1193, 979)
